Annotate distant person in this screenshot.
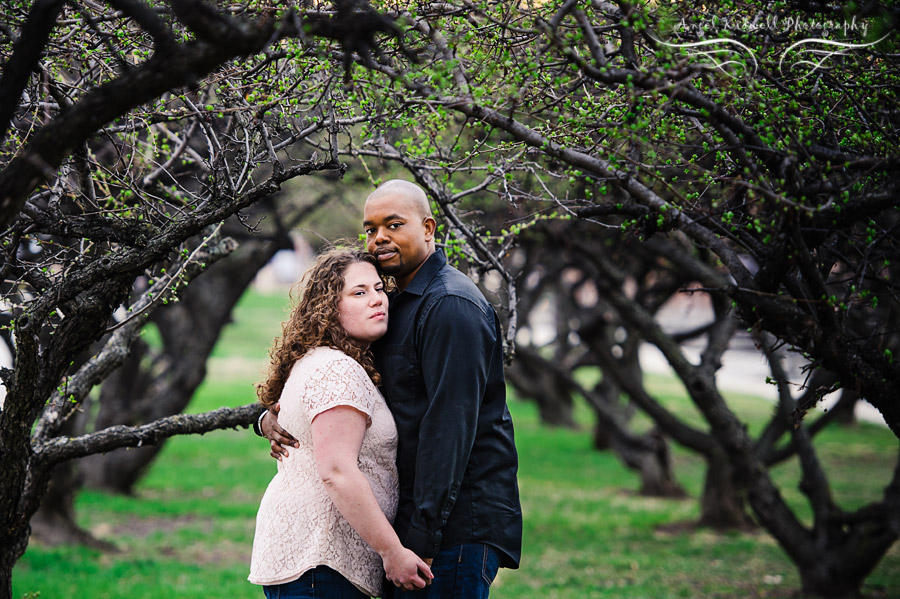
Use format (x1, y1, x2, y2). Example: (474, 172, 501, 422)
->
(259, 181, 522, 598)
(248, 248, 432, 598)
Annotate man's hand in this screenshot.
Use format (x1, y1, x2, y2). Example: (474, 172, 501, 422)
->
(260, 403, 298, 460)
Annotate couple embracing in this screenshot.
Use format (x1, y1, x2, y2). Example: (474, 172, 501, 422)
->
(247, 180, 522, 599)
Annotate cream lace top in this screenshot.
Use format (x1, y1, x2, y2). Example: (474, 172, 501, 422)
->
(248, 347, 398, 596)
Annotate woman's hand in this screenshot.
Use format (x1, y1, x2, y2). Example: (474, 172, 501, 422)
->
(261, 403, 299, 460)
(382, 546, 433, 591)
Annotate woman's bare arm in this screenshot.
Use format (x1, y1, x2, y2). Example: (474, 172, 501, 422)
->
(311, 405, 433, 591)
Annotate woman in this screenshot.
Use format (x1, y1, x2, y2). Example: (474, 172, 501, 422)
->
(249, 248, 432, 598)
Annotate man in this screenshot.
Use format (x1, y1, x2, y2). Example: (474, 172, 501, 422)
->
(259, 180, 522, 598)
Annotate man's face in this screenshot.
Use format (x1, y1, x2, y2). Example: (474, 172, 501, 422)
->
(363, 193, 434, 290)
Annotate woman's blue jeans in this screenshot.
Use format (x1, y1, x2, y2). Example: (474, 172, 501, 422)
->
(263, 565, 368, 599)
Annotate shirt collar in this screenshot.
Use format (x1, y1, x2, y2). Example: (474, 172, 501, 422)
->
(400, 249, 446, 297)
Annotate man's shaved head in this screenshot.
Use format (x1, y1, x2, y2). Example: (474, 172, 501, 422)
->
(365, 179, 432, 219)
(363, 179, 437, 290)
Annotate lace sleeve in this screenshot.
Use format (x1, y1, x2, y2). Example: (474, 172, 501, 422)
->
(302, 352, 375, 423)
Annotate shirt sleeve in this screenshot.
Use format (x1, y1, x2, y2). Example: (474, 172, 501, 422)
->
(401, 294, 496, 557)
(301, 353, 375, 423)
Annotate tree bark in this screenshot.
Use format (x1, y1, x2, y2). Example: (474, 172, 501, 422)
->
(699, 451, 755, 529)
(590, 377, 618, 451)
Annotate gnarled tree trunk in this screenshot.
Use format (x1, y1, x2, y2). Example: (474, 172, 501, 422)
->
(699, 452, 754, 529)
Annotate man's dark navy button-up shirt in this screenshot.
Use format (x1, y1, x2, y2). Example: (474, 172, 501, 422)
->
(373, 250, 522, 568)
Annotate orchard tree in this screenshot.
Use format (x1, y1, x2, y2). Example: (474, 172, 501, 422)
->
(331, 1, 900, 596)
(507, 221, 689, 499)
(35, 170, 377, 546)
(0, 1, 409, 596)
(30, 190, 333, 547)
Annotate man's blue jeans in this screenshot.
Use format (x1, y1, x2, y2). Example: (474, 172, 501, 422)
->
(263, 565, 367, 599)
(393, 543, 501, 599)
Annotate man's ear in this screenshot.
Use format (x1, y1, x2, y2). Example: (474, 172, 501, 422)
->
(423, 216, 437, 241)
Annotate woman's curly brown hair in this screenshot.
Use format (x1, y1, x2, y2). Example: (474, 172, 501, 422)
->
(256, 247, 388, 409)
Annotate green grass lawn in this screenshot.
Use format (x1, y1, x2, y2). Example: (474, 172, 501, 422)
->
(12, 290, 900, 599)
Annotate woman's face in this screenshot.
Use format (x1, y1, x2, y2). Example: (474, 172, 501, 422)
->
(337, 261, 389, 345)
